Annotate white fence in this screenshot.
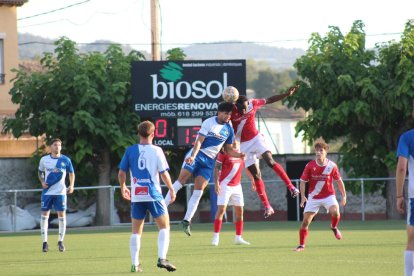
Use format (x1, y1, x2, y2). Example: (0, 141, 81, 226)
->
(0, 177, 397, 232)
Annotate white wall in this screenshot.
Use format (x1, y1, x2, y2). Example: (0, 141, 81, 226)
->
(256, 118, 310, 154)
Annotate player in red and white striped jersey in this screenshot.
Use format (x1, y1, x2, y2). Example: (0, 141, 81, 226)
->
(231, 84, 300, 218)
(211, 142, 250, 246)
(294, 138, 347, 252)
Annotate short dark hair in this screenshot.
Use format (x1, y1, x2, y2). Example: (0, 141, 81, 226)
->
(217, 101, 234, 113)
(137, 121, 155, 138)
(235, 95, 248, 105)
(49, 138, 62, 146)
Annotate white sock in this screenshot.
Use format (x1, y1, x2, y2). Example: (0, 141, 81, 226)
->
(405, 250, 414, 276)
(130, 234, 141, 266)
(184, 190, 203, 221)
(213, 232, 219, 239)
(158, 229, 170, 259)
(235, 235, 242, 240)
(58, 217, 66, 242)
(165, 181, 183, 205)
(41, 215, 49, 243)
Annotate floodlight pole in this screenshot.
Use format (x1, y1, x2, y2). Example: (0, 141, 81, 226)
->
(151, 0, 161, 61)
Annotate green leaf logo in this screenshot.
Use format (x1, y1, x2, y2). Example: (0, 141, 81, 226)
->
(160, 62, 183, 82)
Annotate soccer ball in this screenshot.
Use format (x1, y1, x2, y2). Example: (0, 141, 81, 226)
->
(222, 86, 239, 103)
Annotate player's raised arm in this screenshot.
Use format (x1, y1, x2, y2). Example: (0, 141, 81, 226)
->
(265, 84, 300, 105)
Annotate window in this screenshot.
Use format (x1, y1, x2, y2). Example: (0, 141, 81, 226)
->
(0, 35, 4, 84)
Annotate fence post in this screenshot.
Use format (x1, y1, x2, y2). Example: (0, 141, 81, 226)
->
(110, 186, 115, 226)
(13, 191, 17, 232)
(360, 178, 365, 221)
(295, 179, 300, 222)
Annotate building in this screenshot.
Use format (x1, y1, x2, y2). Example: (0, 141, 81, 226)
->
(0, 0, 39, 158)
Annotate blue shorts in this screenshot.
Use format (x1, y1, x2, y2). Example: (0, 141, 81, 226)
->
(408, 198, 414, 226)
(131, 201, 167, 220)
(41, 194, 67, 212)
(183, 151, 215, 181)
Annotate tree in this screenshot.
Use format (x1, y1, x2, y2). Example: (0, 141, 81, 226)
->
(288, 20, 414, 218)
(3, 37, 145, 225)
(166, 48, 186, 60)
(252, 68, 295, 100)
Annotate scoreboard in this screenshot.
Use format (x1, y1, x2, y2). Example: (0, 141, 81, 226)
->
(151, 118, 201, 147)
(131, 60, 246, 148)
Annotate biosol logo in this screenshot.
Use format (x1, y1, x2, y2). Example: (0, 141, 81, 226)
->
(151, 62, 227, 100)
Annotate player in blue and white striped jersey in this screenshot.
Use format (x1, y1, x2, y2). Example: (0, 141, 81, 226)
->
(396, 127, 414, 276)
(165, 102, 245, 236)
(118, 121, 177, 272)
(38, 138, 75, 253)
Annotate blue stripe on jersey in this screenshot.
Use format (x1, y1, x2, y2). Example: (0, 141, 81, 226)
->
(119, 145, 163, 201)
(199, 117, 234, 158)
(45, 155, 73, 186)
(397, 129, 414, 159)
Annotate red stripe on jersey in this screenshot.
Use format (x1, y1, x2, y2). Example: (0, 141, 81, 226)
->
(300, 159, 341, 199)
(231, 99, 266, 142)
(217, 152, 243, 186)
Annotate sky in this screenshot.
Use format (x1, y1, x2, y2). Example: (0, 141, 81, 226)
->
(16, 0, 414, 53)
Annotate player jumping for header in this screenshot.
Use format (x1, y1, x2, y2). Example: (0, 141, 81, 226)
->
(230, 84, 300, 218)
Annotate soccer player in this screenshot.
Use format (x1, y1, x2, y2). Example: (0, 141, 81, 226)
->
(118, 121, 177, 272)
(164, 102, 245, 236)
(38, 138, 75, 253)
(211, 142, 250, 246)
(231, 84, 301, 218)
(294, 138, 346, 252)
(395, 127, 414, 276)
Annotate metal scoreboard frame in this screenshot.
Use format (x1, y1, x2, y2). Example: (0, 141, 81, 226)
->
(131, 59, 246, 147)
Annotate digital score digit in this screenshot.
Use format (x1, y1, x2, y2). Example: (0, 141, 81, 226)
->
(177, 126, 201, 147)
(148, 118, 202, 147)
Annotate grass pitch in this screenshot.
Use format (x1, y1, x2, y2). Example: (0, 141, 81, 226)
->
(0, 220, 405, 275)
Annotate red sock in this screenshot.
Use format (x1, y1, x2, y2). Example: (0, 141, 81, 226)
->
(214, 219, 222, 233)
(331, 214, 340, 228)
(254, 179, 270, 208)
(272, 163, 294, 189)
(299, 228, 308, 246)
(235, 220, 243, 236)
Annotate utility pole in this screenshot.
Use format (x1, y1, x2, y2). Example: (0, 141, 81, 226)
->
(151, 0, 161, 61)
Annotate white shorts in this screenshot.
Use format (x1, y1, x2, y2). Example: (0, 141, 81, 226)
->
(217, 183, 244, 207)
(304, 195, 338, 214)
(240, 133, 271, 167)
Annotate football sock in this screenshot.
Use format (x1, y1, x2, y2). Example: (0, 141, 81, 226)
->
(272, 163, 294, 189)
(183, 190, 203, 221)
(299, 228, 308, 246)
(235, 220, 243, 236)
(254, 179, 270, 208)
(214, 219, 222, 233)
(130, 234, 141, 266)
(165, 181, 183, 205)
(58, 217, 66, 242)
(331, 214, 340, 229)
(41, 215, 49, 242)
(158, 228, 170, 259)
(405, 250, 414, 276)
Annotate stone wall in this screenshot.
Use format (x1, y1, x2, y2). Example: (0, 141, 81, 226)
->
(0, 158, 37, 207)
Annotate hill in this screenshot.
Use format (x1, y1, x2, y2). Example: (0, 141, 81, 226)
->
(183, 41, 304, 69)
(18, 33, 304, 69)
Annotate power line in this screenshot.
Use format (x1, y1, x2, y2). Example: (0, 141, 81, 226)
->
(18, 0, 91, 21)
